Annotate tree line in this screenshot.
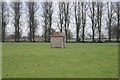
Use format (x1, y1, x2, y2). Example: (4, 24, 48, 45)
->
(1, 1, 120, 42)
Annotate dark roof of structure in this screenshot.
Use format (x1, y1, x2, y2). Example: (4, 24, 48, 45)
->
(50, 32, 65, 37)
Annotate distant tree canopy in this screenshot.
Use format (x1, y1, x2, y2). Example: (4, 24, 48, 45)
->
(111, 24, 120, 38)
(42, 27, 55, 41)
(67, 29, 73, 41)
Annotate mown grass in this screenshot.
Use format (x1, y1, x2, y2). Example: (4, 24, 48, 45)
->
(2, 42, 118, 78)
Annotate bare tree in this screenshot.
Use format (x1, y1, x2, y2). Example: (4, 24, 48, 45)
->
(2, 2, 8, 42)
(81, 2, 87, 42)
(88, 2, 97, 42)
(27, 2, 38, 42)
(42, 2, 53, 42)
(58, 2, 70, 42)
(63, 2, 70, 42)
(74, 2, 81, 42)
(116, 2, 120, 41)
(96, 2, 103, 42)
(107, 2, 114, 41)
(42, 2, 47, 42)
(58, 2, 64, 33)
(11, 2, 21, 42)
(48, 2, 53, 42)
(114, 2, 120, 41)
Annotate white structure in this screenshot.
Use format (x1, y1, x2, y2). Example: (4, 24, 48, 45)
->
(50, 32, 66, 48)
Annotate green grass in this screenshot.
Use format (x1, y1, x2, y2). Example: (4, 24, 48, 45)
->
(2, 42, 118, 78)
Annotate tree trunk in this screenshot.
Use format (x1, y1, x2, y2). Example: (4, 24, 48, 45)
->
(92, 2, 95, 42)
(82, 26, 85, 42)
(98, 16, 101, 41)
(109, 19, 111, 42)
(76, 27, 79, 42)
(2, 8, 5, 42)
(17, 18, 20, 42)
(92, 29, 95, 42)
(117, 2, 120, 42)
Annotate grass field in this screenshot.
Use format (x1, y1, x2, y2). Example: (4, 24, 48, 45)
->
(2, 43, 118, 78)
